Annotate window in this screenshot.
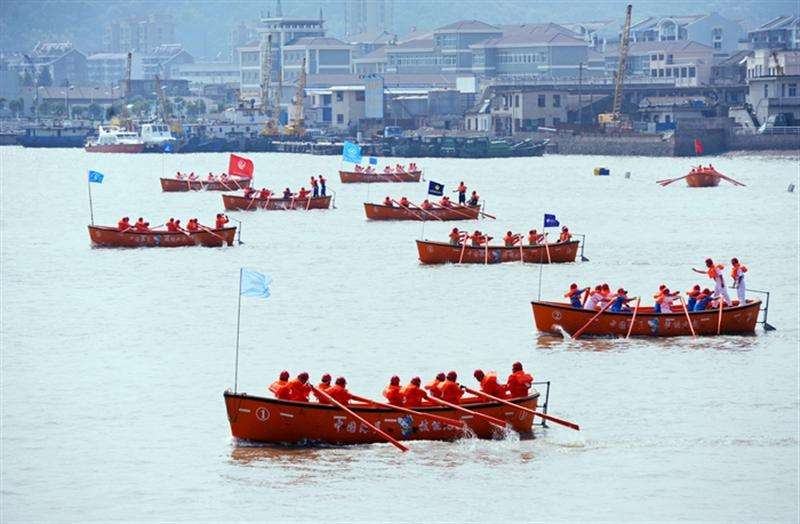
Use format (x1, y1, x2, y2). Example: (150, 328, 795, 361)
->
(651, 54, 658, 61)
(322, 94, 331, 105)
(355, 91, 365, 101)
(714, 42, 721, 49)
(789, 83, 797, 97)
(552, 117, 561, 126)
(336, 113, 343, 124)
(537, 94, 545, 107)
(666, 68, 672, 77)
(651, 69, 658, 77)
(665, 115, 671, 123)
(658, 53, 664, 60)
(553, 94, 561, 107)
(658, 68, 664, 77)
(782, 83, 786, 97)
(688, 67, 696, 78)
(336, 92, 343, 102)
(515, 95, 520, 108)
(681, 67, 687, 78)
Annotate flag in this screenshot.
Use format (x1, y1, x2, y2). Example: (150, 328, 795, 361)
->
(694, 138, 704, 155)
(163, 143, 173, 153)
(228, 154, 254, 178)
(88, 170, 104, 184)
(428, 180, 444, 196)
(543, 213, 559, 228)
(342, 141, 362, 163)
(240, 269, 271, 299)
(369, 156, 378, 165)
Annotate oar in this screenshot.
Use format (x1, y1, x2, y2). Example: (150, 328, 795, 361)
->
(432, 203, 475, 221)
(543, 233, 552, 264)
(479, 209, 496, 220)
(409, 202, 443, 221)
(349, 394, 465, 428)
(198, 224, 226, 243)
(718, 173, 746, 186)
(658, 175, 688, 186)
(625, 297, 641, 339)
(458, 235, 469, 264)
(311, 386, 409, 452)
(518, 235, 525, 264)
(245, 193, 259, 211)
(572, 298, 616, 339)
(462, 387, 580, 431)
(422, 393, 507, 430)
(306, 195, 312, 210)
(391, 199, 426, 221)
(678, 295, 697, 338)
(717, 299, 724, 335)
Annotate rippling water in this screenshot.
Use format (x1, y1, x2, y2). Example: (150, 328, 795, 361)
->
(1, 147, 798, 522)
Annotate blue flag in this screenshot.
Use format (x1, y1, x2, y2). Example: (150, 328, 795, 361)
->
(428, 180, 444, 196)
(544, 213, 559, 228)
(163, 143, 173, 153)
(88, 170, 104, 184)
(240, 269, 271, 299)
(369, 156, 378, 165)
(342, 141, 362, 163)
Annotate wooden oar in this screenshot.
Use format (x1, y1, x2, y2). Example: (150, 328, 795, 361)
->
(718, 173, 746, 186)
(458, 235, 469, 264)
(305, 195, 312, 210)
(518, 235, 525, 264)
(581, 287, 591, 306)
(462, 387, 580, 431)
(408, 201, 443, 222)
(658, 175, 688, 186)
(484, 241, 489, 265)
(717, 299, 724, 335)
(198, 224, 226, 243)
(678, 295, 697, 338)
(543, 233, 552, 264)
(311, 386, 408, 452)
(349, 394, 465, 428)
(625, 297, 641, 339)
(479, 209, 496, 219)
(422, 393, 507, 430)
(432, 203, 475, 221)
(391, 199, 426, 221)
(245, 194, 259, 211)
(572, 298, 616, 339)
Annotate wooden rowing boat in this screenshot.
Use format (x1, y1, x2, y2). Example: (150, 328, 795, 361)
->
(160, 177, 252, 192)
(416, 239, 579, 264)
(222, 194, 332, 211)
(686, 168, 722, 187)
(531, 299, 761, 337)
(223, 390, 539, 445)
(364, 203, 480, 221)
(339, 170, 421, 183)
(88, 225, 235, 247)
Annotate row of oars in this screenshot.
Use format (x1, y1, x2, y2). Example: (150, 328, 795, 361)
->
(656, 173, 746, 187)
(311, 385, 579, 452)
(391, 199, 495, 221)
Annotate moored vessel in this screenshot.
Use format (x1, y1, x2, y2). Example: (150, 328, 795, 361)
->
(84, 126, 145, 153)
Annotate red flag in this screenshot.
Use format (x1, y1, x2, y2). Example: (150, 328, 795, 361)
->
(694, 138, 704, 155)
(228, 154, 254, 178)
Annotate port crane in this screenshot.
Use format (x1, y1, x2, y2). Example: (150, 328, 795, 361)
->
(284, 57, 306, 137)
(598, 4, 632, 129)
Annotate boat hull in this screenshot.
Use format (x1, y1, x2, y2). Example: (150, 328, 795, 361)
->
(224, 391, 538, 445)
(686, 172, 721, 187)
(85, 143, 145, 153)
(88, 225, 235, 247)
(222, 194, 332, 211)
(416, 239, 579, 264)
(364, 203, 480, 221)
(160, 177, 252, 192)
(339, 170, 421, 183)
(531, 300, 761, 337)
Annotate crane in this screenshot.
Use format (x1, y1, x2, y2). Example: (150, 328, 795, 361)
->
(598, 4, 632, 129)
(285, 57, 306, 137)
(155, 69, 183, 135)
(260, 35, 279, 136)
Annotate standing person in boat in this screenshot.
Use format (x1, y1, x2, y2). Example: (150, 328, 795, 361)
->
(439, 371, 464, 403)
(584, 285, 604, 310)
(527, 229, 544, 245)
(401, 377, 425, 407)
(319, 175, 327, 196)
(449, 228, 465, 246)
(327, 377, 352, 405)
(468, 190, 480, 207)
(313, 374, 332, 404)
(559, 226, 572, 242)
(425, 373, 446, 399)
(730, 258, 748, 305)
(693, 258, 731, 305)
(693, 288, 714, 311)
(284, 372, 312, 402)
(454, 181, 467, 205)
(118, 217, 131, 232)
(686, 285, 702, 311)
(503, 231, 520, 247)
(564, 283, 589, 308)
(506, 362, 533, 399)
(269, 370, 290, 396)
(609, 288, 633, 312)
(215, 213, 229, 229)
(310, 176, 319, 198)
(473, 369, 506, 398)
(383, 376, 404, 406)
(282, 187, 293, 199)
(383, 196, 393, 207)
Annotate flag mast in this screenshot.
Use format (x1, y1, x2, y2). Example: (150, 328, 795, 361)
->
(87, 176, 95, 225)
(234, 268, 243, 393)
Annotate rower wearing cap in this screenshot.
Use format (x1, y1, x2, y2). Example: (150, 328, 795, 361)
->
(559, 226, 572, 243)
(401, 377, 425, 407)
(657, 288, 680, 313)
(284, 372, 312, 402)
(449, 227, 463, 246)
(609, 288, 633, 312)
(564, 283, 588, 308)
(439, 371, 463, 403)
(506, 362, 533, 399)
(473, 369, 506, 398)
(269, 370, 290, 396)
(327, 377, 352, 405)
(383, 376, 404, 406)
(425, 372, 446, 399)
(686, 285, 702, 311)
(313, 374, 333, 404)
(731, 258, 748, 305)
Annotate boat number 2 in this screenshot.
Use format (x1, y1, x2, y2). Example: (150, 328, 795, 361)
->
(256, 407, 270, 421)
(552, 310, 561, 321)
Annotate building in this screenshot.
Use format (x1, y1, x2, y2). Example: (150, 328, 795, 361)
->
(711, 50, 752, 86)
(347, 30, 396, 58)
(744, 49, 800, 125)
(173, 62, 240, 88)
(16, 43, 88, 86)
(330, 85, 365, 128)
(630, 13, 744, 54)
(560, 20, 619, 51)
(19, 85, 124, 118)
(345, 0, 393, 37)
(87, 53, 128, 86)
(465, 85, 572, 134)
(637, 95, 717, 125)
(746, 16, 800, 50)
(104, 15, 176, 53)
(605, 41, 716, 87)
(282, 37, 352, 82)
(352, 46, 389, 75)
(137, 45, 194, 79)
(0, 54, 22, 100)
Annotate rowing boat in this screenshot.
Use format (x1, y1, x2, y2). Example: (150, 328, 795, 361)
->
(339, 170, 421, 183)
(686, 168, 722, 187)
(222, 194, 332, 211)
(531, 299, 761, 337)
(416, 239, 579, 264)
(88, 225, 235, 247)
(364, 203, 480, 221)
(223, 390, 539, 445)
(160, 177, 252, 192)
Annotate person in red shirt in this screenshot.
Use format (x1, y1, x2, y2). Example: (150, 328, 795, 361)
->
(118, 217, 131, 232)
(166, 218, 177, 232)
(473, 369, 506, 398)
(269, 370, 290, 396)
(297, 187, 310, 199)
(186, 219, 199, 232)
(313, 374, 332, 404)
(259, 188, 271, 199)
(506, 362, 533, 398)
(215, 213, 229, 229)
(439, 371, 464, 403)
(399, 196, 410, 207)
(327, 376, 351, 405)
(503, 231, 520, 247)
(468, 191, 480, 206)
(284, 372, 312, 402)
(382, 375, 404, 406)
(439, 196, 452, 208)
(420, 199, 433, 210)
(383, 196, 393, 207)
(244, 186, 256, 199)
(425, 373, 446, 399)
(401, 377, 425, 407)
(174, 219, 184, 232)
(134, 218, 150, 232)
(455, 181, 467, 205)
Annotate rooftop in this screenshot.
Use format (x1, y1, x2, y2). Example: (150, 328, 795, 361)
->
(435, 20, 501, 33)
(353, 46, 388, 62)
(346, 30, 397, 45)
(750, 15, 799, 31)
(630, 14, 707, 30)
(285, 36, 350, 47)
(607, 40, 715, 55)
(473, 23, 584, 47)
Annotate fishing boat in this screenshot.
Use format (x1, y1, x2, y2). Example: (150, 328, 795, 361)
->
(364, 203, 480, 221)
(531, 299, 762, 337)
(84, 126, 145, 153)
(160, 177, 252, 192)
(658, 166, 745, 188)
(88, 225, 235, 247)
(339, 170, 421, 183)
(416, 239, 580, 264)
(223, 390, 540, 445)
(222, 194, 332, 211)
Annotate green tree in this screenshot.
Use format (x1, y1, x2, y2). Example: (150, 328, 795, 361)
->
(37, 67, 52, 87)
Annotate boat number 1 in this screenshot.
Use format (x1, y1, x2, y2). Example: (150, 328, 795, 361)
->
(256, 407, 270, 421)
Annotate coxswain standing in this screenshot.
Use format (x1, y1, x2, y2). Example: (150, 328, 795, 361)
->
(506, 362, 533, 399)
(215, 213, 229, 229)
(319, 175, 327, 196)
(730, 258, 748, 305)
(439, 371, 463, 403)
(269, 370, 290, 396)
(559, 226, 572, 243)
(564, 283, 588, 309)
(310, 176, 319, 198)
(693, 258, 731, 305)
(473, 369, 506, 398)
(449, 227, 464, 246)
(118, 217, 131, 232)
(467, 191, 480, 207)
(455, 181, 467, 205)
(313, 374, 333, 404)
(425, 373, 446, 399)
(401, 377, 425, 407)
(327, 377, 352, 405)
(503, 231, 520, 247)
(382, 376, 404, 406)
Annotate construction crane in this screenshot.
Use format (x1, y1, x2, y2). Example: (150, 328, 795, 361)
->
(598, 4, 632, 129)
(260, 35, 279, 136)
(284, 57, 306, 137)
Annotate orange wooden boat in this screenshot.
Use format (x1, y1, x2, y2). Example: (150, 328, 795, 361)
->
(686, 167, 722, 187)
(88, 225, 235, 247)
(223, 390, 539, 445)
(364, 203, 480, 221)
(531, 299, 761, 337)
(222, 194, 332, 211)
(417, 239, 579, 264)
(339, 170, 421, 183)
(160, 177, 252, 192)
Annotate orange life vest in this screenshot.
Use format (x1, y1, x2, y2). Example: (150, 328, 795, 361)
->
(480, 373, 506, 398)
(313, 383, 332, 404)
(327, 385, 351, 405)
(424, 379, 443, 398)
(506, 371, 533, 398)
(382, 384, 404, 406)
(731, 264, 748, 279)
(284, 379, 311, 402)
(269, 379, 287, 395)
(401, 384, 425, 407)
(440, 380, 463, 403)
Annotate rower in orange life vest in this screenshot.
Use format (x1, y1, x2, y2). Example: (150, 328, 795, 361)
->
(656, 287, 679, 313)
(313, 373, 332, 404)
(401, 377, 426, 407)
(420, 199, 433, 210)
(186, 218, 199, 232)
(449, 227, 464, 246)
(439, 195, 453, 208)
(467, 190, 480, 207)
(207, 172, 215, 181)
(559, 226, 572, 242)
(282, 372, 312, 402)
(470, 230, 487, 247)
(686, 284, 702, 311)
(730, 257, 748, 305)
(383, 196, 393, 207)
(134, 218, 150, 232)
(506, 362, 533, 398)
(259, 188, 271, 199)
(503, 231, 520, 247)
(473, 369, 506, 398)
(166, 218, 178, 232)
(215, 213, 229, 229)
(693, 258, 731, 305)
(327, 376, 352, 405)
(425, 372, 446, 399)
(564, 283, 589, 309)
(243, 186, 256, 199)
(310, 176, 319, 197)
(297, 187, 311, 199)
(174, 219, 183, 232)
(409, 162, 417, 172)
(399, 196, 410, 207)
(382, 376, 404, 406)
(455, 181, 467, 205)
(527, 229, 544, 245)
(439, 371, 464, 403)
(118, 217, 131, 232)
(269, 370, 290, 396)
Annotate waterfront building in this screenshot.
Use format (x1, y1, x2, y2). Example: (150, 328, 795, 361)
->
(13, 43, 88, 87)
(104, 15, 176, 54)
(604, 40, 716, 87)
(87, 53, 128, 86)
(746, 16, 800, 51)
(629, 13, 744, 54)
(744, 49, 800, 125)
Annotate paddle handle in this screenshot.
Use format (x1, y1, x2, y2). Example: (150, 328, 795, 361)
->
(423, 393, 506, 429)
(350, 394, 464, 428)
(463, 387, 580, 431)
(572, 298, 615, 339)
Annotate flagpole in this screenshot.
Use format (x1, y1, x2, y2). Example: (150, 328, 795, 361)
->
(87, 175, 94, 225)
(234, 267, 243, 393)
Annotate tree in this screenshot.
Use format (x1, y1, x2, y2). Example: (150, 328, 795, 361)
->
(37, 67, 52, 87)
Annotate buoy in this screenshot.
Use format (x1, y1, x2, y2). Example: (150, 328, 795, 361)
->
(624, 171, 631, 179)
(789, 184, 795, 193)
(594, 167, 610, 176)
